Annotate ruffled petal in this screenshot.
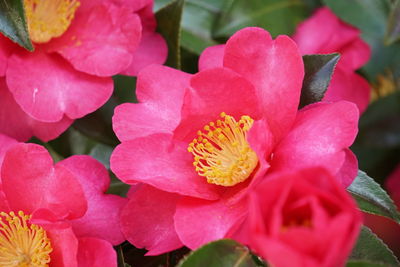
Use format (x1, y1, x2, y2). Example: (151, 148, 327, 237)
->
(224, 27, 304, 141)
(6, 50, 113, 122)
(0, 80, 72, 141)
(175, 67, 261, 142)
(292, 7, 359, 55)
(1, 144, 87, 219)
(46, 3, 142, 76)
(59, 156, 127, 245)
(198, 45, 225, 71)
(121, 184, 182, 255)
(0, 35, 16, 76)
(110, 133, 219, 199)
(175, 195, 247, 249)
(0, 133, 18, 166)
(271, 101, 359, 183)
(338, 38, 371, 71)
(113, 65, 191, 141)
(77, 237, 117, 267)
(324, 68, 371, 113)
(31, 209, 79, 267)
(122, 31, 167, 76)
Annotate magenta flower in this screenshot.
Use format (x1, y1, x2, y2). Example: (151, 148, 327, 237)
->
(0, 139, 127, 266)
(292, 7, 371, 113)
(233, 167, 362, 267)
(111, 27, 359, 253)
(0, 0, 167, 142)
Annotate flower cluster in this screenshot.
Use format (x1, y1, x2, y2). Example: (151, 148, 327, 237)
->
(1, 2, 394, 267)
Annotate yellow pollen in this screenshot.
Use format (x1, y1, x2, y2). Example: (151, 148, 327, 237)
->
(188, 112, 259, 187)
(24, 0, 80, 43)
(0, 211, 52, 267)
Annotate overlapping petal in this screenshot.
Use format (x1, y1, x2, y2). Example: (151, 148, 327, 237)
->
(121, 184, 183, 255)
(1, 143, 87, 219)
(6, 50, 113, 122)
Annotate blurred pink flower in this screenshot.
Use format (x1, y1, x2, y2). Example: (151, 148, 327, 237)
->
(233, 168, 362, 267)
(292, 7, 371, 113)
(0, 0, 167, 142)
(0, 141, 127, 266)
(110, 27, 360, 254)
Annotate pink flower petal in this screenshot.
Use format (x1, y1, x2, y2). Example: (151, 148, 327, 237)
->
(198, 45, 225, 71)
(122, 31, 167, 76)
(59, 156, 127, 245)
(46, 3, 142, 76)
(175, 195, 247, 249)
(0, 35, 15, 76)
(1, 143, 87, 219)
(224, 27, 304, 141)
(0, 79, 73, 141)
(292, 7, 359, 55)
(77, 237, 117, 267)
(336, 148, 358, 188)
(121, 184, 183, 255)
(271, 101, 359, 182)
(110, 133, 219, 200)
(175, 67, 261, 142)
(0, 133, 17, 166)
(113, 65, 191, 141)
(338, 38, 371, 71)
(6, 50, 113, 122)
(31, 209, 79, 267)
(324, 68, 371, 114)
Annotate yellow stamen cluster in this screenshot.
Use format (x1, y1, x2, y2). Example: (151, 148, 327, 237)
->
(0, 211, 52, 266)
(188, 112, 258, 187)
(24, 0, 80, 43)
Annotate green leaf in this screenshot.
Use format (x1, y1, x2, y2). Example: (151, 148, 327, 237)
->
(349, 226, 400, 266)
(180, 0, 223, 54)
(347, 170, 400, 223)
(0, 0, 33, 50)
(386, 0, 400, 45)
(177, 239, 264, 267)
(156, 0, 185, 68)
(347, 261, 389, 267)
(299, 53, 340, 108)
(214, 0, 308, 39)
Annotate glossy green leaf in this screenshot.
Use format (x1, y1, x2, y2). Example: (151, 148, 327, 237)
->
(214, 0, 308, 38)
(299, 53, 340, 108)
(0, 0, 33, 50)
(347, 261, 389, 267)
(349, 226, 400, 266)
(180, 0, 223, 54)
(177, 239, 263, 267)
(347, 170, 400, 223)
(156, 0, 185, 68)
(386, 0, 400, 45)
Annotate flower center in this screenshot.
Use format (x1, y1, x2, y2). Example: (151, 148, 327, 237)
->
(24, 0, 80, 43)
(188, 112, 259, 187)
(0, 211, 52, 267)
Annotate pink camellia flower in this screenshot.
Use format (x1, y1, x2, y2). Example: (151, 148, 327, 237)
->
(0, 141, 127, 266)
(233, 167, 362, 267)
(0, 0, 167, 142)
(111, 27, 359, 254)
(292, 7, 371, 113)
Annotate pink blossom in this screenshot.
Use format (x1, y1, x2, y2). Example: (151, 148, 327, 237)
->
(0, 142, 127, 266)
(292, 7, 371, 113)
(111, 27, 359, 253)
(0, 0, 167, 142)
(232, 168, 362, 267)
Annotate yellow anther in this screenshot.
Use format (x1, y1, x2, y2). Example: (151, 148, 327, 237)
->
(24, 0, 80, 43)
(0, 211, 52, 266)
(188, 113, 258, 187)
